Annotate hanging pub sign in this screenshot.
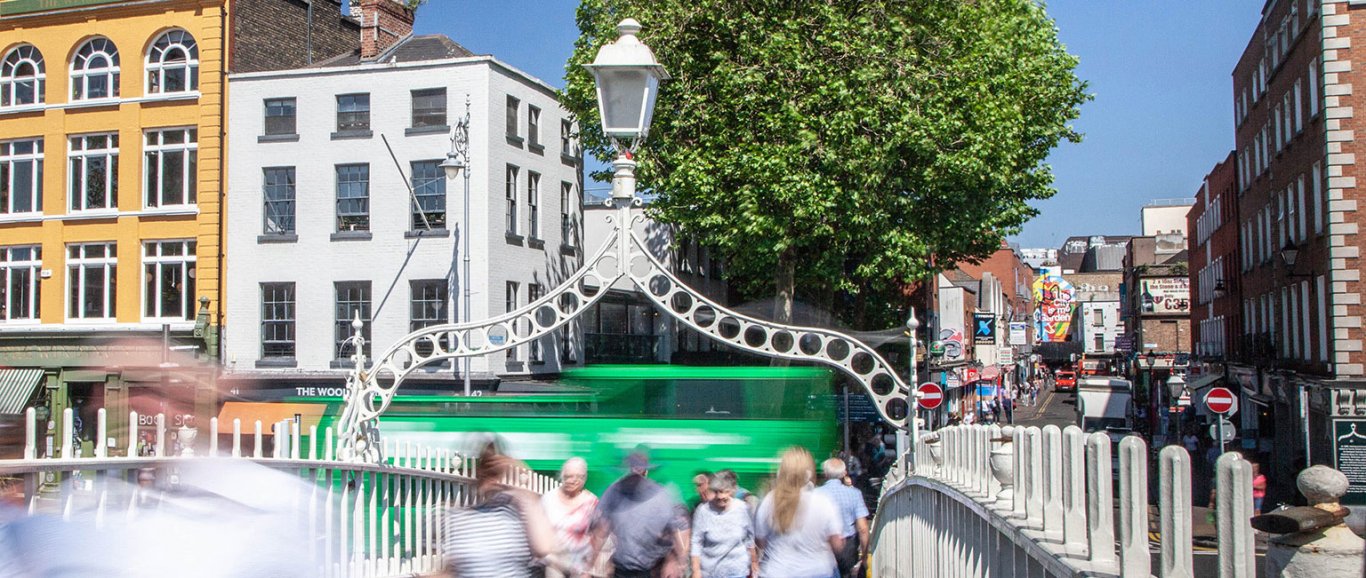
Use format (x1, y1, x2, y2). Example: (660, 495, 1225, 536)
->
(973, 313, 997, 344)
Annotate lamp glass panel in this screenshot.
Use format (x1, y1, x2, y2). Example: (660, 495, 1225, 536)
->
(596, 69, 648, 137)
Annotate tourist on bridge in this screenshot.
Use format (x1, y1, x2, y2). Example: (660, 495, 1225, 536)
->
(442, 439, 568, 578)
(690, 472, 757, 578)
(816, 458, 869, 578)
(591, 447, 690, 578)
(754, 447, 843, 578)
(541, 457, 599, 578)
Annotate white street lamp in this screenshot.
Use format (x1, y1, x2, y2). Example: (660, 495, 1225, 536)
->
(444, 96, 473, 396)
(584, 18, 669, 200)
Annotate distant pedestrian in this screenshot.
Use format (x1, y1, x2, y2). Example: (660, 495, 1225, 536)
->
(591, 447, 690, 578)
(1251, 461, 1267, 514)
(1182, 432, 1199, 453)
(754, 447, 843, 578)
(816, 459, 869, 578)
(443, 439, 565, 578)
(541, 457, 598, 578)
(689, 471, 715, 513)
(690, 473, 757, 578)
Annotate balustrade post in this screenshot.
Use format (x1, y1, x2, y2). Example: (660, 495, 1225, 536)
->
(1216, 452, 1254, 578)
(292, 419, 301, 460)
(23, 408, 35, 460)
(1159, 445, 1194, 578)
(309, 426, 318, 461)
(1085, 432, 1116, 567)
(1025, 427, 1043, 528)
(209, 417, 219, 457)
(1042, 425, 1063, 541)
(232, 418, 242, 457)
(128, 411, 138, 458)
(61, 408, 74, 459)
(1061, 425, 1086, 554)
(1118, 436, 1150, 577)
(95, 408, 106, 458)
(985, 424, 1001, 503)
(154, 414, 166, 457)
(253, 420, 263, 458)
(1011, 425, 1025, 517)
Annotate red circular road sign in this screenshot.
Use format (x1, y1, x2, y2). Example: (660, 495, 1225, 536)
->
(1205, 387, 1236, 414)
(917, 383, 944, 410)
(965, 368, 980, 383)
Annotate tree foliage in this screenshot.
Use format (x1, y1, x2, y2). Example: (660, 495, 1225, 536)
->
(562, 0, 1088, 329)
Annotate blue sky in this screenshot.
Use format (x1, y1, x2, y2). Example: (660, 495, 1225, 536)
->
(412, 1, 1263, 247)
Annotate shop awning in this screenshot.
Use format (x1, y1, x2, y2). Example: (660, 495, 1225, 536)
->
(0, 369, 43, 414)
(1186, 373, 1226, 392)
(215, 402, 328, 432)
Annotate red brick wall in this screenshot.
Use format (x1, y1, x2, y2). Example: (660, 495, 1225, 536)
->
(231, 0, 361, 73)
(358, 0, 413, 60)
(1188, 152, 1241, 359)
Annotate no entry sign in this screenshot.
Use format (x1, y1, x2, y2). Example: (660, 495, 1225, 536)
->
(917, 383, 944, 410)
(1205, 387, 1236, 415)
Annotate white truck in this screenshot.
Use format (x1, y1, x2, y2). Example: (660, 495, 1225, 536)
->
(1076, 376, 1135, 440)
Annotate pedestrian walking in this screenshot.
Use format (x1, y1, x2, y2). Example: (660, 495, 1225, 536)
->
(443, 439, 566, 578)
(591, 447, 690, 578)
(541, 457, 598, 578)
(1001, 383, 1015, 424)
(754, 447, 843, 578)
(690, 473, 757, 578)
(689, 471, 715, 513)
(816, 459, 869, 578)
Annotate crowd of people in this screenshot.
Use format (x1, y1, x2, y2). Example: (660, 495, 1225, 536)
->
(440, 440, 874, 578)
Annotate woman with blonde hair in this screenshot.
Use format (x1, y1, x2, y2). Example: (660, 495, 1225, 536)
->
(753, 447, 843, 578)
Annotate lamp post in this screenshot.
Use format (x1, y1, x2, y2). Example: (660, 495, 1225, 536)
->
(441, 97, 473, 396)
(1144, 350, 1157, 438)
(906, 310, 921, 474)
(1166, 372, 1186, 447)
(584, 18, 669, 199)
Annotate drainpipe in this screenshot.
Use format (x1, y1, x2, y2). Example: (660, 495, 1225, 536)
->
(306, 0, 314, 65)
(1299, 383, 1311, 465)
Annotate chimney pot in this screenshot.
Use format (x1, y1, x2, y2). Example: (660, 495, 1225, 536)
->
(359, 0, 414, 60)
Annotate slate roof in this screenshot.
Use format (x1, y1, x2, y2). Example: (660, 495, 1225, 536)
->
(315, 34, 478, 68)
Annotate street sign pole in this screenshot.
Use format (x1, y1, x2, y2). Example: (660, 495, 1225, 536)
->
(1218, 418, 1224, 454)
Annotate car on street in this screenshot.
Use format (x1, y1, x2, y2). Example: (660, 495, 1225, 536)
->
(1055, 370, 1078, 391)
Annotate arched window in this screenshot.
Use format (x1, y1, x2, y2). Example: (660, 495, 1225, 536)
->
(1, 45, 45, 107)
(146, 30, 198, 95)
(71, 37, 120, 101)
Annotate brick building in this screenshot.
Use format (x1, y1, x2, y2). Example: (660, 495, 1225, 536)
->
(956, 240, 1036, 349)
(1224, 1, 1366, 494)
(1189, 153, 1241, 364)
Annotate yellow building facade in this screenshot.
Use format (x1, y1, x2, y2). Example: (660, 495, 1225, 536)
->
(0, 0, 359, 456)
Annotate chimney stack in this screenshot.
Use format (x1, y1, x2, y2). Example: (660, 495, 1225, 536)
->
(358, 0, 414, 60)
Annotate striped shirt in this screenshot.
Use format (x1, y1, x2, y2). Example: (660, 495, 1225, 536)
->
(443, 492, 534, 578)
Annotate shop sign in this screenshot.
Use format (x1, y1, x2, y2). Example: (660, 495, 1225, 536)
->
(1333, 419, 1366, 505)
(973, 313, 997, 344)
(1008, 322, 1028, 345)
(998, 348, 1014, 365)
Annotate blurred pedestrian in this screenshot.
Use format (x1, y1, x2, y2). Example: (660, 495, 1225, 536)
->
(816, 459, 868, 578)
(690, 473, 757, 578)
(754, 447, 842, 578)
(443, 439, 566, 578)
(689, 471, 714, 513)
(716, 469, 759, 511)
(591, 447, 689, 578)
(1251, 461, 1267, 514)
(541, 457, 598, 578)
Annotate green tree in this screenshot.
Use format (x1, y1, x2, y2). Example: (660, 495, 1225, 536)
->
(563, 0, 1087, 329)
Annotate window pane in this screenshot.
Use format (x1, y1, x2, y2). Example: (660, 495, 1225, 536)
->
(411, 89, 446, 128)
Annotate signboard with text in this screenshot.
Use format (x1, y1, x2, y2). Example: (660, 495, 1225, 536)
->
(1139, 277, 1190, 315)
(1008, 322, 1028, 346)
(1334, 419, 1366, 505)
(973, 313, 997, 344)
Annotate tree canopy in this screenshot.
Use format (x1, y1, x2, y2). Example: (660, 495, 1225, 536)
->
(562, 0, 1088, 329)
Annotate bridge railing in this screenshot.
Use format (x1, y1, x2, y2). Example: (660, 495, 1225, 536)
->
(871, 423, 1257, 578)
(4, 407, 556, 577)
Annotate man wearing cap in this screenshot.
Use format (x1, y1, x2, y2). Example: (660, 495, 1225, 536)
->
(591, 447, 690, 578)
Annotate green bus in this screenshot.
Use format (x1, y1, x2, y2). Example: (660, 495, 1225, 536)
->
(301, 365, 839, 496)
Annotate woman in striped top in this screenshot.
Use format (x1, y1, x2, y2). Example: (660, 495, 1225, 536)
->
(442, 441, 566, 577)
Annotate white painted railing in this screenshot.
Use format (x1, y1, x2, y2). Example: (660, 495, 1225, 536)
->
(871, 424, 1257, 578)
(5, 407, 556, 577)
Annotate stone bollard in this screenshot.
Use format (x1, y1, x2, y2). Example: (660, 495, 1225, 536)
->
(1262, 466, 1365, 578)
(990, 426, 1015, 507)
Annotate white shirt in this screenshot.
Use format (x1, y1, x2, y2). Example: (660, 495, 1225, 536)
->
(754, 488, 841, 578)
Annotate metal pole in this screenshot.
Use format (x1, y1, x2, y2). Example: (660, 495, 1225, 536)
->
(907, 308, 919, 476)
(460, 97, 472, 397)
(1217, 416, 1225, 455)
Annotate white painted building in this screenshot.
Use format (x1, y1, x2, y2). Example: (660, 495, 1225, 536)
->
(579, 202, 728, 363)
(1080, 301, 1121, 354)
(223, 36, 582, 397)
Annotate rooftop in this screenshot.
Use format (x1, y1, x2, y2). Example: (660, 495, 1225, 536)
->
(314, 34, 478, 67)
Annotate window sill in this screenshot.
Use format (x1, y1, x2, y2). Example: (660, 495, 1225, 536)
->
(259, 134, 300, 143)
(528, 143, 545, 156)
(0, 213, 44, 224)
(65, 97, 120, 110)
(331, 130, 373, 140)
(405, 228, 450, 239)
(258, 234, 298, 244)
(65, 210, 119, 221)
(560, 244, 578, 257)
(330, 360, 374, 369)
(255, 358, 298, 368)
(331, 231, 373, 241)
(561, 153, 579, 167)
(505, 233, 525, 246)
(140, 206, 199, 217)
(506, 135, 525, 148)
(528, 237, 545, 250)
(406, 125, 450, 137)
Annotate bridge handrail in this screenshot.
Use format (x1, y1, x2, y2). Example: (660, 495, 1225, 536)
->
(871, 423, 1258, 578)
